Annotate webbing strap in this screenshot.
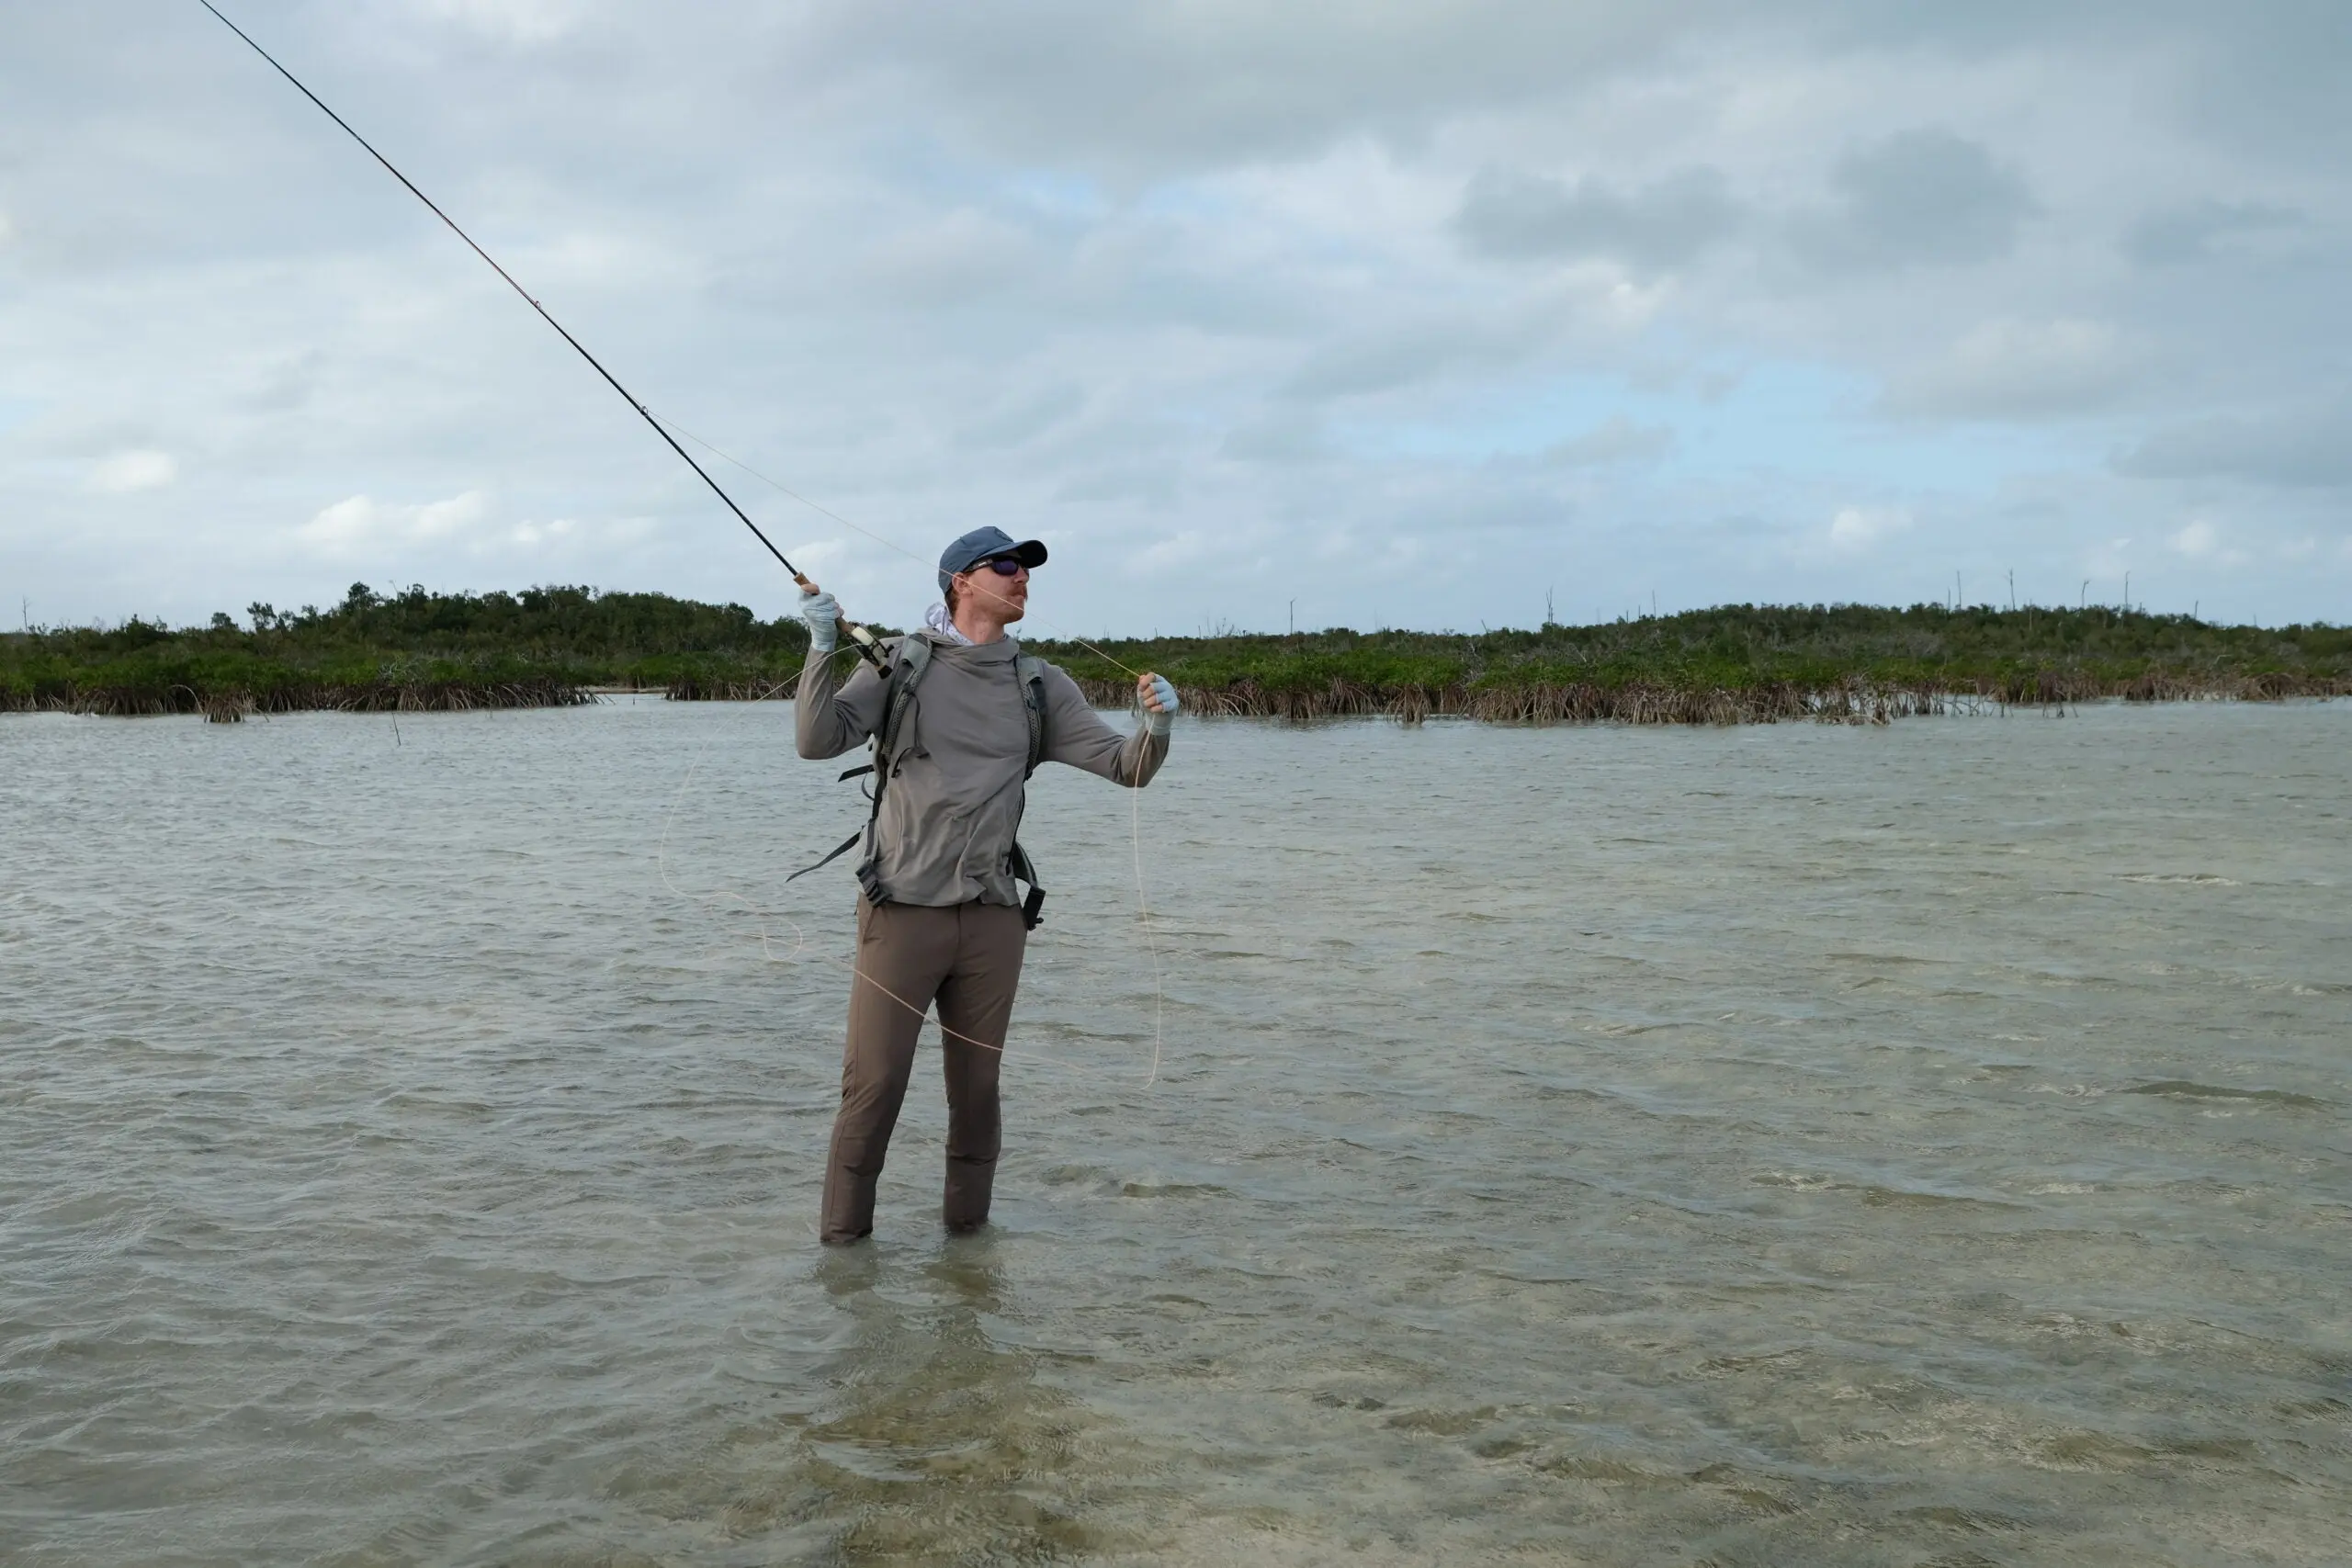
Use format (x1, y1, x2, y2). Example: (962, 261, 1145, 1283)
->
(787, 638, 917, 886)
(1007, 838, 1046, 930)
(786, 828, 863, 883)
(877, 637, 931, 765)
(1010, 656, 1048, 927)
(1015, 654, 1047, 780)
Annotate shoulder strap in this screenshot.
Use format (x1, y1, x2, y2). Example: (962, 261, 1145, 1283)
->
(1009, 653, 1050, 929)
(1015, 653, 1048, 780)
(785, 638, 929, 889)
(878, 637, 932, 766)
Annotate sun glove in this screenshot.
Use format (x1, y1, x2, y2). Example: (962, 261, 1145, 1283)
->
(799, 589, 839, 655)
(1145, 674, 1178, 737)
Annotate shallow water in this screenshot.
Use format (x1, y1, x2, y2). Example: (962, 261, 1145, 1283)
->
(3, 698, 2348, 1566)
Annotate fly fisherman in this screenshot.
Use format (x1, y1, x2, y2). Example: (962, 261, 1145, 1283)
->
(794, 526, 1178, 1244)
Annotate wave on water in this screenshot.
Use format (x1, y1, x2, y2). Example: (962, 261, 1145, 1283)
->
(2120, 1080, 2331, 1109)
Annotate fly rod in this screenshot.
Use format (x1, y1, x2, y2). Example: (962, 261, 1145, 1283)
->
(196, 0, 888, 669)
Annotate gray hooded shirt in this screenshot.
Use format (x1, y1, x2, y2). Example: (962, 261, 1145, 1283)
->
(796, 634, 1169, 907)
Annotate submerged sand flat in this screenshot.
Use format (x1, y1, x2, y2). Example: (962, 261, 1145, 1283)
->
(3, 699, 2347, 1564)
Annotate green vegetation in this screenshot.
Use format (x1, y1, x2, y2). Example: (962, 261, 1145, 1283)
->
(1034, 604, 2352, 721)
(0, 582, 816, 717)
(4, 584, 2345, 724)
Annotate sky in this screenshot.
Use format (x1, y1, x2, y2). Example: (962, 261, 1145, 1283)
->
(3, 1, 2346, 636)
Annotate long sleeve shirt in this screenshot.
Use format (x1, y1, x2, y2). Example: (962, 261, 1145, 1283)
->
(795, 633, 1170, 907)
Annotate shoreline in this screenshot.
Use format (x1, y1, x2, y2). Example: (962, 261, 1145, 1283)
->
(7, 672, 2346, 726)
(9, 596, 2346, 725)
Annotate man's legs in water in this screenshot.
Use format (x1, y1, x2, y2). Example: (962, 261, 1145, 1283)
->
(821, 900, 956, 1243)
(821, 899, 1028, 1242)
(936, 901, 1027, 1231)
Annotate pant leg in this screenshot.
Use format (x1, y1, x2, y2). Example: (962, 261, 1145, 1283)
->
(935, 901, 1029, 1231)
(822, 899, 956, 1244)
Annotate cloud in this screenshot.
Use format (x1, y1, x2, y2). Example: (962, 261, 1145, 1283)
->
(1544, 414, 1673, 468)
(957, 385, 1087, 449)
(1220, 410, 1332, 465)
(2084, 536, 2134, 577)
(2116, 402, 2352, 489)
(88, 450, 176, 492)
(856, 207, 1045, 307)
(2168, 517, 2249, 565)
(796, 2, 1707, 174)
(1794, 128, 2036, 270)
(1131, 529, 1213, 574)
(1828, 505, 1913, 551)
(2125, 198, 2302, 265)
(300, 491, 491, 552)
(8, 3, 2352, 630)
(1280, 314, 1548, 401)
(1885, 318, 2138, 419)
(1456, 165, 1741, 271)
(413, 0, 586, 45)
(509, 517, 580, 547)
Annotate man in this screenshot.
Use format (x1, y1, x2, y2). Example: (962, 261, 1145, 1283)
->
(794, 525, 1178, 1244)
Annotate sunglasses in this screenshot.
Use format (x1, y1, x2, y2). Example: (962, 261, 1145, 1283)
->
(974, 557, 1030, 577)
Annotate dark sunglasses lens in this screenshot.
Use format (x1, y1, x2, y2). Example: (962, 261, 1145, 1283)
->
(985, 557, 1026, 576)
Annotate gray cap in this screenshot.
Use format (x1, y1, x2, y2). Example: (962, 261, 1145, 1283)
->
(937, 525, 1047, 596)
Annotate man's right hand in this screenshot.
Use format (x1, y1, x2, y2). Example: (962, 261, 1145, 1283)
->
(799, 588, 840, 655)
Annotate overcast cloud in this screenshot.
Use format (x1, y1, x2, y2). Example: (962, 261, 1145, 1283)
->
(4, 1, 2346, 633)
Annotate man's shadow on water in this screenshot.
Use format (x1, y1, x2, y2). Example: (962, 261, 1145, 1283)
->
(800, 1234, 1109, 1561)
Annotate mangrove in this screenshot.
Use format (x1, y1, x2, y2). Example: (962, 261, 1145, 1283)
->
(4, 582, 2346, 725)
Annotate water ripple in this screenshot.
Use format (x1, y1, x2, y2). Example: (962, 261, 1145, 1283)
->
(4, 699, 2349, 1563)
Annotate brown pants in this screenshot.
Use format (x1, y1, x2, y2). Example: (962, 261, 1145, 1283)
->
(820, 897, 1028, 1244)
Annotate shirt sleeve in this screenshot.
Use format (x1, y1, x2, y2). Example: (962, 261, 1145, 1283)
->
(795, 641, 891, 760)
(1038, 664, 1169, 787)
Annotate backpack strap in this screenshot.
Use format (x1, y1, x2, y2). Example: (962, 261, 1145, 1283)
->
(1009, 654, 1051, 929)
(854, 637, 934, 902)
(1014, 654, 1048, 779)
(786, 638, 930, 890)
(877, 637, 931, 761)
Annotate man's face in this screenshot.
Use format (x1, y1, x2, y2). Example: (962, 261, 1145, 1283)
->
(958, 558, 1030, 622)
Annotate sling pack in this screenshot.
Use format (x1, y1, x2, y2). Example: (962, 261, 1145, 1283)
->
(786, 637, 1052, 930)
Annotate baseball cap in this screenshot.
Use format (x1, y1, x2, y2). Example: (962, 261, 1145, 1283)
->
(937, 526, 1047, 596)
